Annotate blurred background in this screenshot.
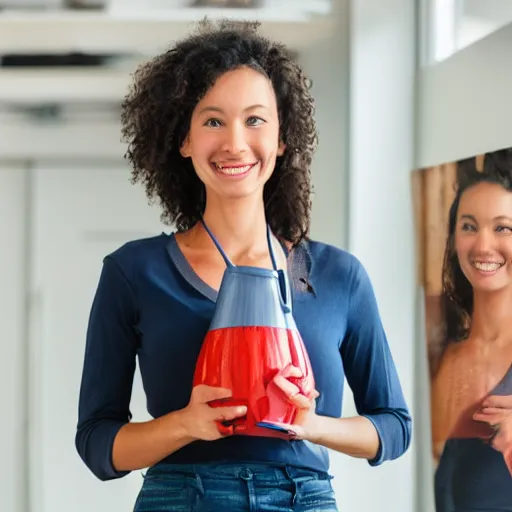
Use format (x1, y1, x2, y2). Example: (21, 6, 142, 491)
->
(1, 1, 511, 511)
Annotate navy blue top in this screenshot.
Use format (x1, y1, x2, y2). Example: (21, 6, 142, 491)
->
(435, 366, 512, 511)
(75, 233, 411, 481)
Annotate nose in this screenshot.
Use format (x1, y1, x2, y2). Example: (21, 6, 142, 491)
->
(473, 228, 496, 255)
(221, 122, 248, 154)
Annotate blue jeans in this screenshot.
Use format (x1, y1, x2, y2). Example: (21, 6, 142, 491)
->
(133, 462, 339, 511)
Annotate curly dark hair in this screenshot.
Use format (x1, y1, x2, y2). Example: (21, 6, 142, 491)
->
(121, 18, 317, 246)
(441, 148, 512, 344)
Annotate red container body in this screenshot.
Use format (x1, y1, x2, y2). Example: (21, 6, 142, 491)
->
(193, 325, 315, 438)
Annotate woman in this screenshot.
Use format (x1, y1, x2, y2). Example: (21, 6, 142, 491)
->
(431, 150, 512, 512)
(75, 19, 411, 511)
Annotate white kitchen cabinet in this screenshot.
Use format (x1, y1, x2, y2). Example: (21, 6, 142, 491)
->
(29, 163, 168, 512)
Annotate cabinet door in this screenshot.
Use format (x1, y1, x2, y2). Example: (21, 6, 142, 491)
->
(30, 164, 168, 512)
(0, 164, 28, 512)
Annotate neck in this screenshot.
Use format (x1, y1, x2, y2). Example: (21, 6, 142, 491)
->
(199, 194, 269, 255)
(470, 286, 512, 343)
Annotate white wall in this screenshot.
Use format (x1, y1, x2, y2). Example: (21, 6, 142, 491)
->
(417, 22, 512, 168)
(0, 164, 28, 512)
(299, 0, 349, 248)
(348, 1, 417, 511)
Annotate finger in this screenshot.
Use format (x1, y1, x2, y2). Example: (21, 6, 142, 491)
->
(479, 407, 509, 415)
(195, 385, 233, 403)
(216, 422, 234, 437)
(287, 393, 312, 409)
(213, 405, 247, 422)
(280, 364, 303, 379)
(473, 411, 501, 424)
(272, 374, 301, 398)
(310, 389, 320, 400)
(482, 394, 512, 409)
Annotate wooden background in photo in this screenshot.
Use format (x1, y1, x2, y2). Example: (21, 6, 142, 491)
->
(412, 155, 484, 376)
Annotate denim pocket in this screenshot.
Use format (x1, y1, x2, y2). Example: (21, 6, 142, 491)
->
(133, 473, 197, 512)
(296, 476, 337, 510)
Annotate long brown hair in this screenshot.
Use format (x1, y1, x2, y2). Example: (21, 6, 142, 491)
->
(441, 148, 512, 345)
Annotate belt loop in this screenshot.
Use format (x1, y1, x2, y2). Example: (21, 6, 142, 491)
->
(239, 468, 256, 511)
(284, 466, 298, 506)
(239, 468, 253, 481)
(194, 465, 205, 497)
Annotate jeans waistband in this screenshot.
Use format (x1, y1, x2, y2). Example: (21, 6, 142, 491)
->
(146, 461, 332, 484)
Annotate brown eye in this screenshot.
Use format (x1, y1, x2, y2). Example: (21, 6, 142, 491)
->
(461, 222, 476, 232)
(204, 118, 222, 128)
(246, 116, 265, 127)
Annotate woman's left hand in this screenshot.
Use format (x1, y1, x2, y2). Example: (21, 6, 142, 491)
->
(272, 389, 321, 442)
(473, 394, 512, 472)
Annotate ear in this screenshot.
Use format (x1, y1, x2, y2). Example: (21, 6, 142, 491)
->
(180, 135, 191, 158)
(277, 141, 286, 157)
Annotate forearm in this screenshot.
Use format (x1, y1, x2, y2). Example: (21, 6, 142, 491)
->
(112, 409, 194, 472)
(309, 415, 380, 460)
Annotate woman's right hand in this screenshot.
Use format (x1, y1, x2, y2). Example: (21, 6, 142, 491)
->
(179, 385, 247, 441)
(473, 394, 512, 474)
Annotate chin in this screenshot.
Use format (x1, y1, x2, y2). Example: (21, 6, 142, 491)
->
(218, 183, 265, 201)
(470, 278, 510, 294)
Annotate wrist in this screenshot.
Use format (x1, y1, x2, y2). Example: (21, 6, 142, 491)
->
(167, 408, 197, 444)
(303, 414, 327, 444)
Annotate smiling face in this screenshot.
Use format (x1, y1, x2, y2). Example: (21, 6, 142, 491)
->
(180, 66, 285, 204)
(455, 182, 512, 293)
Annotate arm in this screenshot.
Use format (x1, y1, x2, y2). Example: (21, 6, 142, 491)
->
(75, 255, 163, 481)
(75, 257, 247, 480)
(337, 259, 411, 465)
(112, 385, 247, 472)
(111, 411, 193, 473)
(275, 259, 411, 463)
(307, 415, 381, 460)
(75, 256, 139, 480)
(75, 256, 196, 480)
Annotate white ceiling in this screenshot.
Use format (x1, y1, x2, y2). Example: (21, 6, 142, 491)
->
(0, 1, 335, 106)
(462, 0, 512, 23)
(459, 0, 512, 51)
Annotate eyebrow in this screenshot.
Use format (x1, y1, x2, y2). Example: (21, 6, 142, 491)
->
(459, 214, 512, 222)
(197, 104, 268, 116)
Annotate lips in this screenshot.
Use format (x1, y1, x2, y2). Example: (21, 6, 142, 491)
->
(212, 162, 257, 176)
(471, 261, 505, 272)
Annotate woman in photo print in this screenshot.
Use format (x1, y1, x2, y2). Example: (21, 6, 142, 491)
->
(432, 149, 512, 511)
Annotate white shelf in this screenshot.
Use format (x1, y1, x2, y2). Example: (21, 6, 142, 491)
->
(107, 1, 331, 20)
(0, 68, 131, 103)
(0, 5, 334, 54)
(0, 118, 125, 159)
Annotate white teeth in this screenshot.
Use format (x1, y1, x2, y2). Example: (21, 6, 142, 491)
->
(214, 164, 253, 175)
(472, 261, 503, 272)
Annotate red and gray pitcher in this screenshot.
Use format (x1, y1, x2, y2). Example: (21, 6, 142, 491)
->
(193, 220, 315, 439)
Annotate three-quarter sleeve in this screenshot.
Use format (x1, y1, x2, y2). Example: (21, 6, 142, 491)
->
(75, 256, 139, 481)
(340, 258, 412, 465)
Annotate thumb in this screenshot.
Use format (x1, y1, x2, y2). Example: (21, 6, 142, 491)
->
(193, 385, 233, 404)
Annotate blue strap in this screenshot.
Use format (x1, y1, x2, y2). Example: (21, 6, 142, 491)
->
(200, 219, 278, 271)
(266, 223, 279, 271)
